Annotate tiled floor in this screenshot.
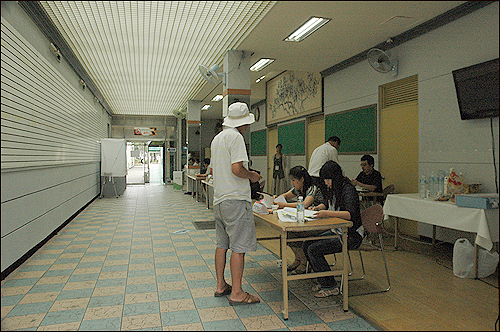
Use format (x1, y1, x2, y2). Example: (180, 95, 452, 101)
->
(1, 184, 378, 331)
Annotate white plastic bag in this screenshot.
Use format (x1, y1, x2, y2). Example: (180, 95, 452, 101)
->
(453, 238, 499, 278)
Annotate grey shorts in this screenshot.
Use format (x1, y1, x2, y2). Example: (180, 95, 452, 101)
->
(214, 200, 257, 253)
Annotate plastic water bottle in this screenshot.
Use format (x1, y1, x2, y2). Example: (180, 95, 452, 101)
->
(437, 170, 445, 197)
(296, 196, 305, 223)
(419, 175, 427, 199)
(429, 171, 437, 198)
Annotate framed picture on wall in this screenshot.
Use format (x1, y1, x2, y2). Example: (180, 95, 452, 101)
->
(266, 71, 322, 125)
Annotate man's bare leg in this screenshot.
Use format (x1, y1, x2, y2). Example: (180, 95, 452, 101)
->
(215, 248, 229, 293)
(229, 251, 246, 301)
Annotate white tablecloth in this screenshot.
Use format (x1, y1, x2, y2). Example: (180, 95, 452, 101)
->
(383, 193, 499, 251)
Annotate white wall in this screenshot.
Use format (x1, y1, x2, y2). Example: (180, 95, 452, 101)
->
(323, 3, 499, 189)
(1, 2, 110, 273)
(322, 3, 499, 242)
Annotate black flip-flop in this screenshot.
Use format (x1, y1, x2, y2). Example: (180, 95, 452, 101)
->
(214, 284, 232, 297)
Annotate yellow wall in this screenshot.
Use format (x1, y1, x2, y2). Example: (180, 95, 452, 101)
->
(380, 101, 419, 236)
(307, 115, 325, 168)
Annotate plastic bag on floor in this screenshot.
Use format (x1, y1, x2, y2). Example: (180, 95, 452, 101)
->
(453, 238, 499, 278)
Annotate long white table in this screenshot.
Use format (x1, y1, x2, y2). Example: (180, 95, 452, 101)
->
(383, 193, 499, 278)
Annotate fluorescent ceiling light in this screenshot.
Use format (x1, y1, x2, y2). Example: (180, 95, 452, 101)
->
(284, 17, 330, 42)
(256, 75, 266, 83)
(250, 58, 275, 71)
(211, 95, 223, 102)
(201, 104, 212, 111)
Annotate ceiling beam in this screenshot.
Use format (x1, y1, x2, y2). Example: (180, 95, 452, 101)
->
(321, 1, 496, 77)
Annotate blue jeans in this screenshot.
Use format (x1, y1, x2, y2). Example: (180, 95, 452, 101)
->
(303, 230, 362, 289)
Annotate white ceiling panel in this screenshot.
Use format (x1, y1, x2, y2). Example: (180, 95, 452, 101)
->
(35, 1, 477, 119)
(40, 1, 277, 116)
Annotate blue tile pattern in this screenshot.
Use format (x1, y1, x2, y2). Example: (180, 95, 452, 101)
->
(1, 184, 377, 331)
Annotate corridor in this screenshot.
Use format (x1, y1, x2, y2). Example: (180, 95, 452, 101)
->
(1, 184, 375, 331)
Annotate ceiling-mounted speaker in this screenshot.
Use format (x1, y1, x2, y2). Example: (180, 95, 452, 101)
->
(79, 79, 86, 90)
(49, 42, 61, 62)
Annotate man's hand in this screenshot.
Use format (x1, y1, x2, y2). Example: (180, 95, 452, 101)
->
(249, 170, 262, 183)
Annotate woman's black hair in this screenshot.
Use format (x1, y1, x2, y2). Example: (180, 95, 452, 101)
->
(289, 165, 312, 196)
(319, 160, 349, 209)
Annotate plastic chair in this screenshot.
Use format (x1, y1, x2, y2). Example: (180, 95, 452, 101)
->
(345, 203, 391, 296)
(382, 184, 395, 204)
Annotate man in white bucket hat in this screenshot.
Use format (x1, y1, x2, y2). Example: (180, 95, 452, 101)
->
(211, 102, 262, 305)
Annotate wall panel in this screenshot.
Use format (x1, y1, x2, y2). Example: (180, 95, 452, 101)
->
(1, 15, 108, 273)
(1, 18, 106, 171)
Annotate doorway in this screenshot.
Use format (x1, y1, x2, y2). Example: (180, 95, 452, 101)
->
(148, 141, 165, 184)
(267, 127, 278, 194)
(126, 141, 165, 185)
(126, 142, 147, 184)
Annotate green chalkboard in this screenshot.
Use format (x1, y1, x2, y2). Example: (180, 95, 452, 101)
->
(278, 121, 305, 155)
(250, 129, 266, 156)
(325, 104, 377, 154)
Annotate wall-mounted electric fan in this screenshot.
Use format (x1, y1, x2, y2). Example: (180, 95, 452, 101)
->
(367, 48, 398, 76)
(199, 64, 224, 85)
(173, 108, 186, 119)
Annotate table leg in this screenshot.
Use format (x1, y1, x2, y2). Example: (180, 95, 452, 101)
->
(195, 181, 199, 201)
(206, 185, 210, 209)
(281, 231, 289, 320)
(342, 227, 349, 312)
(432, 225, 436, 247)
(474, 242, 479, 279)
(394, 217, 399, 250)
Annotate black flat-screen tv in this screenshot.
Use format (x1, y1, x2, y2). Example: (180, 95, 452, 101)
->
(452, 58, 499, 120)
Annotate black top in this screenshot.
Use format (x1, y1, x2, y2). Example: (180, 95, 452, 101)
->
(356, 169, 383, 193)
(322, 181, 362, 238)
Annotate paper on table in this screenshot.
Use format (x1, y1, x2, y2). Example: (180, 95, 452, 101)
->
(258, 192, 274, 208)
(277, 209, 297, 222)
(274, 195, 287, 204)
(278, 207, 317, 222)
(258, 192, 287, 208)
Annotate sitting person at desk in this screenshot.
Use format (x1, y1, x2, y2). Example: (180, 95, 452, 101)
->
(275, 165, 324, 274)
(196, 158, 212, 178)
(196, 158, 212, 199)
(350, 155, 383, 193)
(275, 165, 323, 210)
(304, 160, 363, 298)
(184, 157, 198, 195)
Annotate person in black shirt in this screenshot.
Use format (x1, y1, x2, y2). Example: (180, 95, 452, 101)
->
(303, 161, 363, 298)
(351, 155, 383, 193)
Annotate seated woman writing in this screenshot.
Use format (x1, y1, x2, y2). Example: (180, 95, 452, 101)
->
(303, 160, 363, 298)
(275, 165, 323, 274)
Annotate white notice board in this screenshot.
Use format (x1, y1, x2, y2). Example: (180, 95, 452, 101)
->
(101, 139, 127, 177)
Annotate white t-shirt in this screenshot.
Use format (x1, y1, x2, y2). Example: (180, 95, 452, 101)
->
(307, 142, 339, 177)
(211, 127, 251, 205)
